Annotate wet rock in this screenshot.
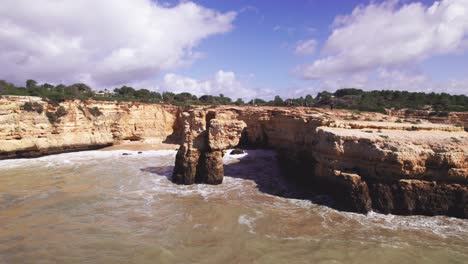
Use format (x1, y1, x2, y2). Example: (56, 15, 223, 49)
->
(171, 106, 467, 218)
(322, 170, 372, 213)
(198, 151, 224, 184)
(230, 148, 244, 155)
(172, 110, 246, 185)
(173, 146, 201, 185)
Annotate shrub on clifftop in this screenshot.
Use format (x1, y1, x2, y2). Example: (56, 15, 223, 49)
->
(2, 79, 467, 113)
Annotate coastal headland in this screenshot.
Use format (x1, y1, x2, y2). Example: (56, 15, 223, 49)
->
(1, 95, 466, 218)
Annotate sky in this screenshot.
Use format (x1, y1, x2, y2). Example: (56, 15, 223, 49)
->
(0, 0, 467, 99)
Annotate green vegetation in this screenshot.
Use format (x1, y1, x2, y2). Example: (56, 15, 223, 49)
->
(320, 88, 468, 113)
(1, 80, 467, 113)
(88, 107, 103, 117)
(21, 102, 44, 114)
(46, 106, 68, 124)
(46, 111, 59, 124)
(77, 105, 86, 115)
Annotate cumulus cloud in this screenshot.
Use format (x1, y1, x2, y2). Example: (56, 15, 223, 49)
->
(293, 69, 467, 97)
(0, 0, 235, 87)
(295, 39, 317, 56)
(299, 0, 468, 82)
(159, 70, 259, 100)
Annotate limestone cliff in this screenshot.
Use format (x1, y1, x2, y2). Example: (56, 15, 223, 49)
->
(0, 96, 178, 159)
(172, 109, 246, 185)
(1, 96, 466, 218)
(173, 106, 467, 218)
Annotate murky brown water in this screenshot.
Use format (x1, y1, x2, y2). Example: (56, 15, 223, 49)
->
(0, 150, 467, 264)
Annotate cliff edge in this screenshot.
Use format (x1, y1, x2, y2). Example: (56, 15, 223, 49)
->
(1, 96, 466, 218)
(173, 106, 467, 218)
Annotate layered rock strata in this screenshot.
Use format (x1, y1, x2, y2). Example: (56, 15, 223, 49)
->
(172, 109, 246, 184)
(173, 106, 467, 218)
(1, 96, 466, 218)
(0, 96, 178, 159)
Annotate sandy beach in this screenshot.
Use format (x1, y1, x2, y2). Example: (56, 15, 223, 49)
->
(100, 141, 179, 151)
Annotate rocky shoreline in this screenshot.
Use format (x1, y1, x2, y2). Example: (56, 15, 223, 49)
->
(171, 107, 467, 218)
(1, 96, 466, 218)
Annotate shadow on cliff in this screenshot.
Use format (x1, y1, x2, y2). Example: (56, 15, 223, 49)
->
(162, 107, 184, 144)
(223, 150, 333, 207)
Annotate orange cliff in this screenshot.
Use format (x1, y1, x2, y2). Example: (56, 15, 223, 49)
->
(0, 96, 180, 158)
(172, 106, 467, 218)
(0, 96, 467, 218)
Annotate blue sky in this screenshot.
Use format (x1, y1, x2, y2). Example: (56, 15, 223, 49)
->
(163, 0, 468, 98)
(0, 0, 467, 99)
(166, 0, 372, 95)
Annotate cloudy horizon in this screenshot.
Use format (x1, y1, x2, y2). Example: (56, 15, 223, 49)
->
(0, 0, 467, 99)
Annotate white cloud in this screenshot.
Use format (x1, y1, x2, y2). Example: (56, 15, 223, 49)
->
(0, 0, 235, 87)
(160, 70, 258, 100)
(299, 0, 468, 82)
(295, 39, 318, 56)
(293, 69, 467, 97)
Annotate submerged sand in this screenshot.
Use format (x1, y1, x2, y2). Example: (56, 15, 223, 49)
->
(100, 141, 179, 151)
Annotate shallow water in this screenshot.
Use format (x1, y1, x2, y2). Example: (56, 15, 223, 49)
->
(0, 150, 467, 264)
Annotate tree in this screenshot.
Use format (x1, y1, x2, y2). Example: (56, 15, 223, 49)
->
(316, 91, 332, 106)
(249, 98, 267, 106)
(134, 89, 151, 100)
(199, 95, 215, 104)
(162, 92, 175, 103)
(175, 92, 194, 102)
(335, 88, 364, 97)
(42, 83, 54, 90)
(26, 79, 37, 89)
(114, 86, 136, 98)
(234, 98, 244, 105)
(55, 84, 66, 93)
(273, 95, 284, 106)
(150, 92, 162, 101)
(305, 94, 314, 107)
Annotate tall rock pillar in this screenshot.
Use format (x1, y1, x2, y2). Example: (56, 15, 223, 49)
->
(172, 109, 246, 185)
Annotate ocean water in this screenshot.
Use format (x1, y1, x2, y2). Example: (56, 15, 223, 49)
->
(0, 149, 467, 264)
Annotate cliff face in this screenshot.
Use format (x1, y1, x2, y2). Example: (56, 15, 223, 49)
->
(173, 106, 467, 218)
(172, 109, 246, 185)
(1, 96, 467, 218)
(0, 96, 179, 159)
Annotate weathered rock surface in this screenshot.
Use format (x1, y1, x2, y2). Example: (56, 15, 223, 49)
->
(1, 96, 466, 218)
(0, 96, 178, 158)
(172, 106, 468, 218)
(172, 109, 246, 185)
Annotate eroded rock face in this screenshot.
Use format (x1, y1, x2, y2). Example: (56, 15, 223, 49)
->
(0, 96, 178, 158)
(171, 106, 467, 218)
(172, 109, 246, 185)
(1, 96, 466, 218)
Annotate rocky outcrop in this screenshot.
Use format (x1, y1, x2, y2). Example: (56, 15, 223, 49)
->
(388, 109, 468, 131)
(172, 106, 467, 218)
(172, 109, 246, 185)
(0, 96, 178, 159)
(1, 96, 466, 218)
